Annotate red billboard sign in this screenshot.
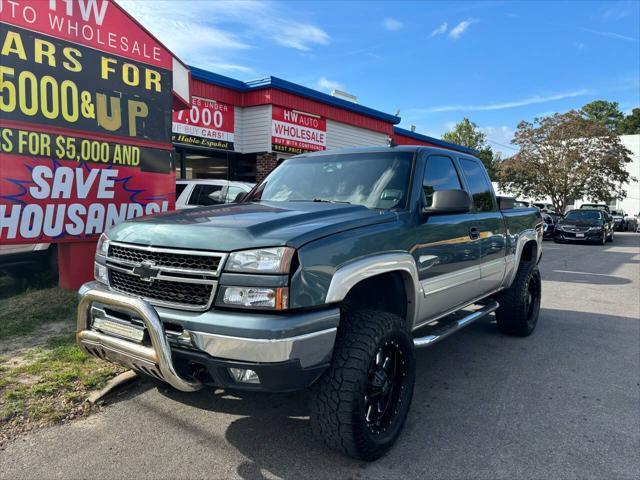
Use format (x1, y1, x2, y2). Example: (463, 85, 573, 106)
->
(271, 106, 326, 154)
(1, 0, 180, 244)
(172, 96, 235, 150)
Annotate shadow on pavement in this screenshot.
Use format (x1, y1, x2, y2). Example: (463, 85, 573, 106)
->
(544, 270, 632, 285)
(134, 306, 638, 479)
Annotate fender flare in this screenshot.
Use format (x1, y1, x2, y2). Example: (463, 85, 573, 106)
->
(324, 252, 421, 328)
(504, 228, 541, 287)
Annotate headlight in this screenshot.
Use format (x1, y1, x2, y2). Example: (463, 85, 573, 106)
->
(225, 247, 294, 273)
(94, 262, 109, 285)
(217, 286, 288, 310)
(96, 233, 110, 257)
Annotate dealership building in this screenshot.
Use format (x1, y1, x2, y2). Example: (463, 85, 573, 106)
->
(172, 66, 475, 183)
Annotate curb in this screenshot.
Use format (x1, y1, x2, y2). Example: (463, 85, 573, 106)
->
(86, 370, 139, 405)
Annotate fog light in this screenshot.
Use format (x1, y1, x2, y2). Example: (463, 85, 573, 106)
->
(228, 368, 260, 384)
(94, 262, 108, 285)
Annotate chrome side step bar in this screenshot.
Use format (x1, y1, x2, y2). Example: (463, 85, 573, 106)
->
(413, 300, 499, 348)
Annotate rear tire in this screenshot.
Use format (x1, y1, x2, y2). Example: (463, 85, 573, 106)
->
(495, 261, 541, 336)
(309, 309, 416, 461)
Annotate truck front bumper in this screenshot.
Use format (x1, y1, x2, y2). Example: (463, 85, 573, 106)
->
(77, 282, 339, 392)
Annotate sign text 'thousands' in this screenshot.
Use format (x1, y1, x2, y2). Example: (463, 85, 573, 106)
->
(0, 0, 179, 244)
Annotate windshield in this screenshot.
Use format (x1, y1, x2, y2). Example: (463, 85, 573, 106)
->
(564, 210, 602, 221)
(247, 152, 414, 209)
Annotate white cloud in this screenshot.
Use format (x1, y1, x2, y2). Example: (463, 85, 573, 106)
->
(119, 0, 331, 74)
(574, 42, 586, 49)
(429, 22, 448, 38)
(208, 63, 255, 74)
(549, 22, 638, 42)
(448, 19, 475, 40)
(277, 24, 330, 51)
(382, 18, 404, 31)
(481, 126, 518, 153)
(314, 77, 344, 93)
(417, 89, 591, 113)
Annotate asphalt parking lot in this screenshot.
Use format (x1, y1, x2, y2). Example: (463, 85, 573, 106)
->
(1, 233, 639, 480)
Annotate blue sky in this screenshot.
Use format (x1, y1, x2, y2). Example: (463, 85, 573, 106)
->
(122, 0, 640, 155)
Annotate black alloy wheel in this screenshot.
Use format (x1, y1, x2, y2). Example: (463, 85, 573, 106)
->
(364, 339, 407, 435)
(309, 309, 416, 461)
(495, 260, 542, 336)
(523, 270, 541, 331)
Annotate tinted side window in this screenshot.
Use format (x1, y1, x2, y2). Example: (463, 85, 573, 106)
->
(459, 159, 495, 212)
(422, 155, 462, 207)
(226, 185, 245, 203)
(188, 184, 224, 206)
(176, 183, 187, 199)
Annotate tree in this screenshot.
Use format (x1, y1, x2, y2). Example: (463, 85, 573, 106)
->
(442, 117, 502, 180)
(617, 108, 640, 135)
(581, 100, 624, 132)
(498, 111, 633, 213)
(442, 117, 486, 149)
(477, 146, 499, 180)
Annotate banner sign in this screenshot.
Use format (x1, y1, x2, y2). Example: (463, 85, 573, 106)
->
(271, 106, 326, 154)
(172, 96, 235, 150)
(1, 0, 178, 244)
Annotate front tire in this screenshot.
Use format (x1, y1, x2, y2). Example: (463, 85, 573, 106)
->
(309, 309, 416, 461)
(495, 261, 541, 336)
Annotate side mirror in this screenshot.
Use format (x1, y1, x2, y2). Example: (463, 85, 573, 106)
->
(496, 196, 515, 210)
(233, 192, 246, 203)
(423, 189, 473, 215)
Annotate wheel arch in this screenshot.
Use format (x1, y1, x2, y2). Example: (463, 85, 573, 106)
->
(324, 253, 421, 329)
(504, 229, 541, 287)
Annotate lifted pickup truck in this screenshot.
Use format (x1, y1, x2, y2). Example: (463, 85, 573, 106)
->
(77, 146, 542, 460)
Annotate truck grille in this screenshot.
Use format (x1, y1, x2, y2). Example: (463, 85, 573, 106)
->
(109, 270, 214, 308)
(105, 243, 226, 311)
(110, 245, 221, 272)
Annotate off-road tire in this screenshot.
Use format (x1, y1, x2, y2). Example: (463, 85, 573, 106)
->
(309, 309, 416, 461)
(495, 260, 541, 336)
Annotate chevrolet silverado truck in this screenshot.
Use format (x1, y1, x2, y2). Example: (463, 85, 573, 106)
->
(77, 146, 543, 460)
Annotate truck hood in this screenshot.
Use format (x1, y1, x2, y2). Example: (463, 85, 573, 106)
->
(107, 201, 397, 251)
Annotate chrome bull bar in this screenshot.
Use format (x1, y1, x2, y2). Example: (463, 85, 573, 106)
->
(76, 284, 203, 392)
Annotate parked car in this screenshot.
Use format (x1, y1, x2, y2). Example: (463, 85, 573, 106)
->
(513, 200, 530, 208)
(78, 146, 542, 460)
(541, 212, 555, 239)
(545, 211, 563, 224)
(532, 202, 555, 211)
(175, 180, 254, 209)
(554, 209, 613, 244)
(579, 203, 610, 213)
(625, 212, 639, 232)
(609, 210, 626, 231)
(0, 243, 57, 277)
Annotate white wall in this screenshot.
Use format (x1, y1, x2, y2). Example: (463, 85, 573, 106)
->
(238, 105, 272, 153)
(233, 106, 243, 152)
(325, 119, 388, 150)
(617, 134, 640, 215)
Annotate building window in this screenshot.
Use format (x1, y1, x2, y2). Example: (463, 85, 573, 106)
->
(175, 149, 232, 180)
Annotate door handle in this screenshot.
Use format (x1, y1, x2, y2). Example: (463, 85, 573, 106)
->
(469, 227, 480, 240)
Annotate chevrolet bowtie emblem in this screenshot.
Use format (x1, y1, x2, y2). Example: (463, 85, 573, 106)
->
(132, 260, 160, 282)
